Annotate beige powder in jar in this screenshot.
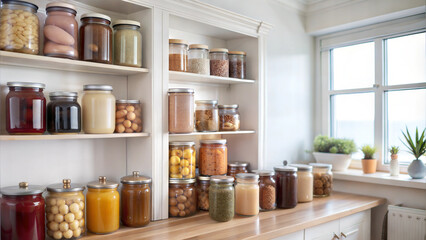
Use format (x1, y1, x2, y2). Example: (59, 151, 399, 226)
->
(168, 89, 194, 133)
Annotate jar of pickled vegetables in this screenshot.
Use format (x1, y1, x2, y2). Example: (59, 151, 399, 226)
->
(209, 175, 234, 222)
(227, 162, 249, 179)
(115, 100, 142, 133)
(169, 142, 196, 179)
(86, 176, 119, 234)
(309, 163, 333, 198)
(45, 179, 85, 239)
(197, 176, 210, 211)
(199, 139, 227, 176)
(169, 179, 197, 218)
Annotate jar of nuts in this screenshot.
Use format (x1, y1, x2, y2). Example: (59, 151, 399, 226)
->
(169, 142, 196, 179)
(218, 104, 240, 131)
(310, 163, 333, 198)
(115, 100, 142, 133)
(195, 100, 219, 132)
(45, 179, 85, 239)
(196, 176, 210, 211)
(169, 179, 197, 218)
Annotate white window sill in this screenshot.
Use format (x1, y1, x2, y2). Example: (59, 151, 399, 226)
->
(333, 169, 426, 190)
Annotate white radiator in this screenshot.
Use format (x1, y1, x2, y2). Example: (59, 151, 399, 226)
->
(388, 205, 426, 240)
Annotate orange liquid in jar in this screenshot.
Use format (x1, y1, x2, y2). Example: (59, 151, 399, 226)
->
(86, 188, 120, 234)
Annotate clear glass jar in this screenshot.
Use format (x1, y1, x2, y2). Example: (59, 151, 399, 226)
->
(82, 84, 115, 134)
(199, 139, 228, 176)
(253, 170, 276, 211)
(229, 51, 246, 79)
(44, 3, 78, 59)
(169, 39, 188, 72)
(197, 176, 210, 211)
(310, 163, 333, 197)
(274, 166, 297, 209)
(168, 88, 194, 133)
(210, 48, 229, 77)
(0, 182, 45, 240)
(113, 20, 142, 67)
(289, 164, 313, 202)
(219, 104, 240, 131)
(227, 162, 249, 179)
(0, 0, 39, 54)
(209, 176, 234, 222)
(115, 100, 142, 133)
(45, 179, 85, 239)
(86, 176, 120, 234)
(195, 100, 219, 132)
(169, 142, 196, 179)
(6, 82, 46, 134)
(188, 44, 209, 75)
(235, 173, 259, 216)
(47, 92, 81, 134)
(80, 13, 112, 64)
(169, 179, 197, 218)
(121, 171, 151, 228)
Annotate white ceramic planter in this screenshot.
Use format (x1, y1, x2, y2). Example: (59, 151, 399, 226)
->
(313, 152, 352, 171)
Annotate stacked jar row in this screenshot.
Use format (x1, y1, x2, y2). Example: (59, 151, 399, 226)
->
(0, 1, 142, 67)
(169, 39, 247, 79)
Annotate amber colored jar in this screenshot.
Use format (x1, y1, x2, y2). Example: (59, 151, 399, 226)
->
(47, 91, 81, 134)
(169, 179, 197, 218)
(197, 176, 210, 211)
(80, 13, 112, 64)
(199, 139, 228, 176)
(274, 166, 297, 209)
(253, 170, 276, 211)
(227, 162, 248, 179)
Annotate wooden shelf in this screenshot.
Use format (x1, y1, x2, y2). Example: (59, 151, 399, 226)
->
(169, 130, 255, 136)
(169, 71, 255, 85)
(0, 51, 149, 76)
(0, 133, 150, 141)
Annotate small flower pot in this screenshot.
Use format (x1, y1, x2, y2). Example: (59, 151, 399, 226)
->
(361, 159, 377, 174)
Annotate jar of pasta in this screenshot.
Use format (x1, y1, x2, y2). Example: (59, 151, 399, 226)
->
(80, 13, 112, 64)
(289, 164, 313, 202)
(113, 20, 142, 67)
(309, 163, 333, 198)
(199, 139, 227, 176)
(188, 44, 209, 75)
(82, 84, 115, 134)
(195, 100, 219, 132)
(168, 88, 194, 133)
(274, 166, 297, 209)
(115, 100, 142, 133)
(227, 162, 249, 179)
(253, 170, 276, 211)
(210, 48, 229, 77)
(219, 104, 240, 131)
(47, 92, 81, 134)
(229, 51, 246, 79)
(197, 176, 210, 211)
(169, 39, 188, 72)
(169, 142, 196, 179)
(209, 175, 234, 222)
(235, 173, 259, 216)
(169, 179, 197, 217)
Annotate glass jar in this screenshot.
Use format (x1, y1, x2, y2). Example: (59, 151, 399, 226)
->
(229, 51, 246, 79)
(80, 13, 112, 64)
(210, 48, 229, 77)
(235, 173, 259, 216)
(47, 92, 81, 134)
(188, 44, 209, 75)
(197, 176, 210, 211)
(199, 139, 228, 176)
(209, 176, 234, 222)
(168, 88, 194, 133)
(274, 166, 297, 209)
(115, 100, 142, 133)
(121, 171, 151, 228)
(82, 84, 115, 134)
(195, 100, 219, 132)
(113, 20, 142, 67)
(218, 104, 240, 131)
(253, 170, 276, 211)
(289, 164, 313, 202)
(169, 142, 196, 179)
(6, 82, 46, 134)
(0, 0, 39, 54)
(0, 182, 45, 240)
(45, 179, 85, 239)
(169, 179, 197, 218)
(87, 176, 120, 234)
(310, 163, 333, 198)
(227, 162, 249, 179)
(169, 39, 188, 72)
(44, 2, 78, 59)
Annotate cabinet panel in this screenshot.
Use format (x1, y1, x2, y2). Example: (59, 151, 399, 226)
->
(305, 219, 340, 240)
(340, 210, 370, 240)
(272, 230, 304, 240)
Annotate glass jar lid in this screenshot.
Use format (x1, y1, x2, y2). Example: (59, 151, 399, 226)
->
(46, 2, 76, 12)
(229, 51, 246, 55)
(49, 91, 78, 98)
(7, 82, 45, 89)
(198, 176, 211, 181)
(2, 0, 38, 10)
(218, 104, 239, 109)
(288, 164, 313, 172)
(200, 139, 227, 144)
(169, 39, 188, 45)
(236, 173, 259, 180)
(87, 176, 119, 189)
(169, 178, 196, 184)
(1, 182, 45, 196)
(168, 88, 194, 93)
(274, 166, 297, 172)
(81, 13, 111, 22)
(189, 44, 208, 50)
(116, 99, 140, 104)
(83, 84, 113, 91)
(47, 179, 85, 193)
(195, 100, 218, 105)
(113, 19, 141, 28)
(252, 170, 275, 176)
(210, 48, 228, 53)
(169, 141, 195, 146)
(228, 161, 248, 167)
(121, 171, 151, 184)
(210, 175, 234, 183)
(309, 163, 332, 169)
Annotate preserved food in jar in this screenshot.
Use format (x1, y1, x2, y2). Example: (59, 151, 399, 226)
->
(113, 20, 142, 67)
(1, 182, 45, 240)
(235, 173, 259, 216)
(229, 51, 246, 79)
(289, 164, 313, 202)
(0, 0, 39, 54)
(199, 139, 227, 176)
(169, 142, 196, 179)
(169, 179, 196, 217)
(197, 176, 210, 211)
(80, 13, 112, 64)
(227, 162, 249, 179)
(210, 48, 229, 77)
(274, 166, 297, 209)
(168, 88, 194, 133)
(253, 170, 276, 211)
(121, 171, 151, 227)
(195, 100, 219, 132)
(47, 92, 81, 134)
(115, 100, 142, 133)
(209, 176, 234, 222)
(6, 82, 46, 134)
(310, 163, 333, 197)
(82, 84, 115, 134)
(188, 44, 209, 75)
(169, 39, 188, 72)
(219, 104, 240, 131)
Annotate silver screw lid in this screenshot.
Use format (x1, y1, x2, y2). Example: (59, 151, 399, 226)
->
(1, 182, 45, 196)
(47, 179, 85, 193)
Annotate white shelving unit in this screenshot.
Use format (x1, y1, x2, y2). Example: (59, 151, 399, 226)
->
(169, 130, 255, 137)
(169, 71, 255, 85)
(0, 133, 150, 141)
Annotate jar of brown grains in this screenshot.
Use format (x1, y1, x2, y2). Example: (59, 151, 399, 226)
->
(210, 48, 229, 77)
(169, 39, 188, 72)
(229, 51, 246, 79)
(253, 170, 276, 211)
(196, 176, 210, 211)
(219, 104, 240, 131)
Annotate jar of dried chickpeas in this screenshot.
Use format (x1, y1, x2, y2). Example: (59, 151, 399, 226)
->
(115, 100, 142, 133)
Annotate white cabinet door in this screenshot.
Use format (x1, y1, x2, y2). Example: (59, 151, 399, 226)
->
(272, 230, 304, 240)
(339, 210, 371, 240)
(305, 219, 340, 240)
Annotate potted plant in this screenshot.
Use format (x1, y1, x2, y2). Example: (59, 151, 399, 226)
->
(361, 145, 377, 174)
(312, 135, 357, 171)
(401, 127, 426, 179)
(389, 146, 400, 176)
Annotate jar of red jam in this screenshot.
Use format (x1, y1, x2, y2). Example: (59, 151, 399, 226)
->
(6, 82, 46, 134)
(1, 182, 45, 240)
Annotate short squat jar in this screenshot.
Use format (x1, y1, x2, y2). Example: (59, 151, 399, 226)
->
(195, 100, 219, 132)
(113, 20, 142, 67)
(115, 100, 142, 133)
(210, 48, 229, 77)
(168, 88, 194, 133)
(289, 164, 313, 203)
(188, 44, 209, 75)
(274, 166, 297, 209)
(197, 176, 210, 211)
(80, 13, 112, 64)
(219, 104, 240, 131)
(253, 170, 276, 211)
(310, 163, 333, 198)
(169, 179, 197, 218)
(235, 173, 259, 216)
(227, 162, 249, 179)
(47, 92, 81, 134)
(209, 176, 234, 222)
(199, 139, 228, 176)
(169, 39, 188, 72)
(229, 51, 246, 79)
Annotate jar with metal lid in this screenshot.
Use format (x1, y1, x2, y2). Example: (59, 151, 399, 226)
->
(169, 179, 196, 217)
(229, 51, 246, 79)
(188, 44, 209, 75)
(169, 141, 196, 179)
(86, 176, 119, 234)
(0, 0, 39, 54)
(253, 170, 276, 211)
(169, 39, 188, 72)
(113, 20, 142, 67)
(6, 82, 46, 134)
(121, 171, 151, 227)
(210, 48, 229, 77)
(195, 100, 219, 132)
(45, 179, 85, 239)
(80, 13, 112, 64)
(309, 163, 333, 197)
(227, 162, 249, 179)
(115, 100, 142, 133)
(219, 104, 240, 131)
(0, 182, 45, 240)
(199, 139, 228, 176)
(82, 84, 115, 134)
(197, 176, 210, 211)
(274, 166, 297, 209)
(168, 88, 194, 133)
(47, 92, 81, 134)
(209, 176, 234, 222)
(44, 2, 78, 59)
(289, 164, 313, 202)
(235, 173, 259, 216)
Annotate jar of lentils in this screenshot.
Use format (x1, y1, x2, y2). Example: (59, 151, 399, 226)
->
(229, 51, 246, 79)
(253, 170, 276, 211)
(210, 48, 229, 77)
(209, 176, 234, 222)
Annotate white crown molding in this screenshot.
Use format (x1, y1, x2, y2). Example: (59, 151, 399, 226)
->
(271, 0, 365, 14)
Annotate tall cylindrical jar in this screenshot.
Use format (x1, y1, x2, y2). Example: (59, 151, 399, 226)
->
(235, 173, 259, 216)
(274, 166, 297, 209)
(310, 163, 333, 197)
(229, 51, 246, 79)
(47, 91, 81, 134)
(168, 88, 194, 133)
(188, 44, 209, 75)
(218, 104, 240, 131)
(253, 170, 276, 211)
(0, 182, 45, 240)
(113, 20, 142, 67)
(209, 176, 234, 222)
(195, 100, 219, 132)
(169, 39, 188, 72)
(197, 176, 210, 211)
(82, 84, 115, 134)
(227, 162, 249, 179)
(210, 48, 229, 77)
(169, 142, 196, 179)
(199, 139, 228, 176)
(289, 164, 313, 203)
(80, 13, 112, 64)
(169, 179, 197, 218)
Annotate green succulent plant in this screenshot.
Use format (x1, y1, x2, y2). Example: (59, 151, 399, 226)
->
(313, 135, 356, 154)
(401, 127, 426, 160)
(361, 145, 376, 159)
(389, 146, 399, 155)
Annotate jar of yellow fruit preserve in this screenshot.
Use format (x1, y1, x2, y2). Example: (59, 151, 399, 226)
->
(169, 142, 196, 179)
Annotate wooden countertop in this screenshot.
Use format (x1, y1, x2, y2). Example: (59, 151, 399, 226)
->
(85, 192, 385, 240)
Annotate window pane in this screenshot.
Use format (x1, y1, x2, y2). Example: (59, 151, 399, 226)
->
(387, 32, 426, 85)
(331, 93, 375, 159)
(386, 89, 426, 164)
(331, 42, 375, 90)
